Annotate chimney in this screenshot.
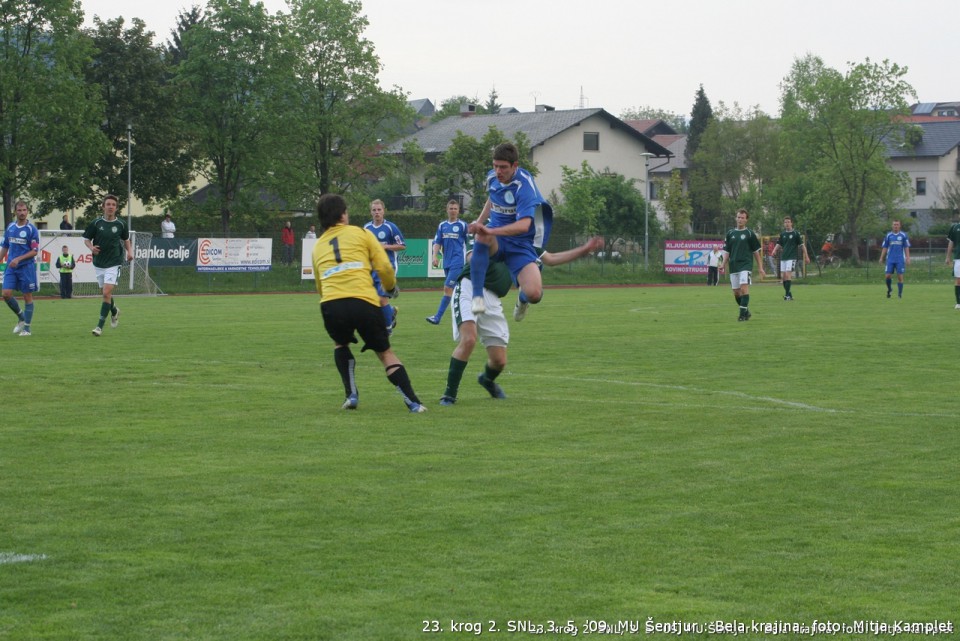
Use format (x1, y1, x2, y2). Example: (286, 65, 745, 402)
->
(460, 103, 477, 117)
(535, 104, 555, 113)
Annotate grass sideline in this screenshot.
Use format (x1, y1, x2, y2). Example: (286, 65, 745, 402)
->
(1, 283, 957, 640)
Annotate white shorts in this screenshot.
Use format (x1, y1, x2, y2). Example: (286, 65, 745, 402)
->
(780, 259, 796, 274)
(730, 270, 752, 289)
(954, 260, 960, 279)
(452, 278, 509, 348)
(94, 265, 122, 288)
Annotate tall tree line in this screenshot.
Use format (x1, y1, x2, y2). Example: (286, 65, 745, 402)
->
(0, 0, 410, 230)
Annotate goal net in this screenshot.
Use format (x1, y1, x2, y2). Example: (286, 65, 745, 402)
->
(38, 230, 163, 296)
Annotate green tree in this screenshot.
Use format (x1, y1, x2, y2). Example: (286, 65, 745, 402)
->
(556, 162, 653, 241)
(174, 0, 288, 234)
(164, 6, 203, 66)
(483, 87, 501, 114)
(619, 105, 687, 133)
(685, 84, 720, 232)
(690, 103, 781, 231)
(659, 169, 691, 236)
(686, 85, 713, 162)
(0, 0, 107, 221)
(274, 0, 411, 204)
(430, 92, 501, 122)
(84, 17, 194, 214)
(779, 55, 915, 261)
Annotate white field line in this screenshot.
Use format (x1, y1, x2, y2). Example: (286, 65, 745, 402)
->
(0, 552, 48, 565)
(513, 373, 956, 419)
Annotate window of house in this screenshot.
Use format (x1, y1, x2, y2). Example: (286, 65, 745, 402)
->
(916, 177, 926, 196)
(583, 132, 599, 151)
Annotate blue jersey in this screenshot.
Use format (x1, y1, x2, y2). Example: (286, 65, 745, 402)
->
(363, 220, 405, 271)
(433, 219, 468, 270)
(2, 221, 40, 268)
(882, 231, 910, 264)
(485, 166, 553, 248)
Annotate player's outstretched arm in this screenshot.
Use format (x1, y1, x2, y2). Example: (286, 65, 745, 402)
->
(541, 237, 604, 267)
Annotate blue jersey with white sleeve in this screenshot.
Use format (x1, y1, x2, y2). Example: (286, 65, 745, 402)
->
(882, 231, 910, 264)
(363, 220, 405, 271)
(433, 219, 468, 270)
(2, 221, 41, 268)
(485, 167, 553, 248)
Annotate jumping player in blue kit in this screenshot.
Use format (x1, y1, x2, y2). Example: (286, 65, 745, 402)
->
(426, 199, 469, 325)
(0, 201, 41, 337)
(879, 219, 910, 299)
(468, 142, 553, 322)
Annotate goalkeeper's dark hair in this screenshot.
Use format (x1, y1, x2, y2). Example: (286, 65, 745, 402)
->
(317, 194, 347, 231)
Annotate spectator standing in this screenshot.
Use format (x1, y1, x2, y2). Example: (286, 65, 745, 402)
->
(55, 244, 76, 299)
(161, 213, 176, 238)
(281, 221, 295, 265)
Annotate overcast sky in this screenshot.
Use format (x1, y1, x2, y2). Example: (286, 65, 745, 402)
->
(80, 0, 958, 118)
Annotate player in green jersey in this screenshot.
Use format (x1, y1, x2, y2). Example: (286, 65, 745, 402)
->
(771, 216, 810, 300)
(944, 220, 960, 309)
(82, 195, 133, 336)
(722, 209, 765, 321)
(439, 237, 603, 405)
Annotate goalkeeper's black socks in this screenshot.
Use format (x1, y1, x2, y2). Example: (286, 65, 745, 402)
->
(955, 285, 960, 304)
(334, 346, 357, 397)
(386, 363, 420, 405)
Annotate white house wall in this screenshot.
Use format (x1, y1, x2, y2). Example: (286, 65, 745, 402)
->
(891, 148, 959, 211)
(530, 114, 653, 205)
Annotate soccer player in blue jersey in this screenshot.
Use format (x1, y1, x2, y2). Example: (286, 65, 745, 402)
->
(426, 199, 468, 325)
(879, 219, 910, 299)
(0, 201, 41, 337)
(468, 142, 553, 322)
(363, 199, 404, 333)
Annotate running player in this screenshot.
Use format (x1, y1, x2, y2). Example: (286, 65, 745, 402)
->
(313, 194, 425, 413)
(82, 194, 133, 336)
(426, 199, 468, 325)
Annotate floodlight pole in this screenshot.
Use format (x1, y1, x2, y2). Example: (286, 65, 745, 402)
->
(127, 124, 132, 228)
(127, 124, 134, 289)
(640, 152, 655, 270)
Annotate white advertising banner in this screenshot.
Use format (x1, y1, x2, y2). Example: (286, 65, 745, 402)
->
(37, 233, 97, 284)
(196, 238, 273, 272)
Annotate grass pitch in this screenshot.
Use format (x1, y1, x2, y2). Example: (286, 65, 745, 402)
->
(1, 282, 957, 640)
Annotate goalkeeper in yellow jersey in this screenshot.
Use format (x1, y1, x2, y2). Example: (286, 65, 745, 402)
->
(311, 193, 426, 413)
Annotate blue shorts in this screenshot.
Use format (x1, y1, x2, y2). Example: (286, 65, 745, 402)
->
(490, 236, 540, 280)
(2, 265, 39, 294)
(885, 260, 905, 275)
(443, 264, 463, 290)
